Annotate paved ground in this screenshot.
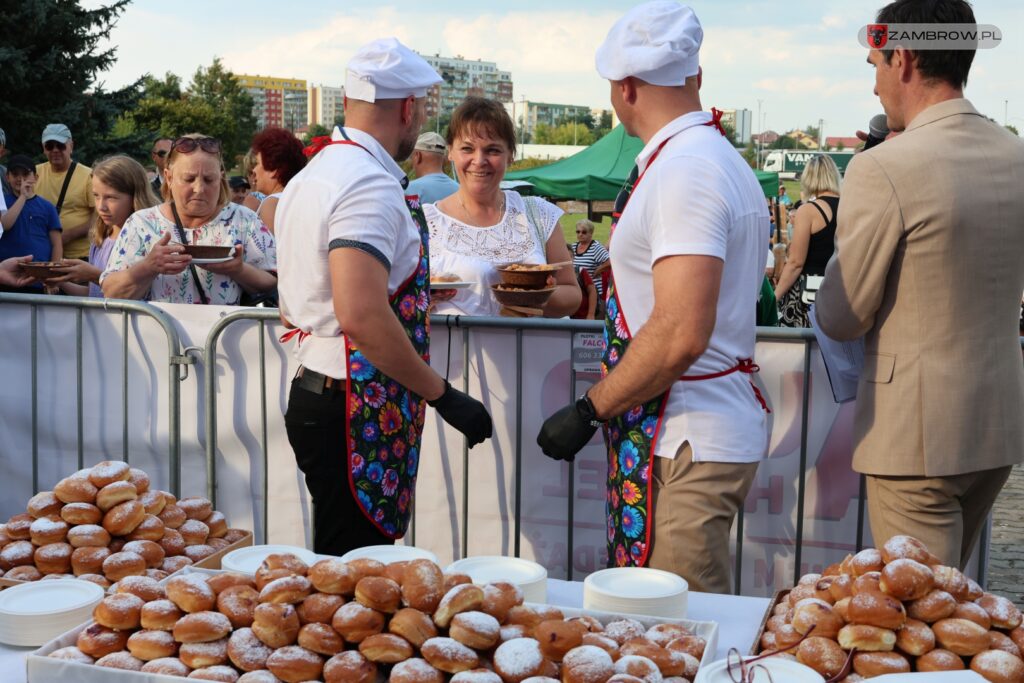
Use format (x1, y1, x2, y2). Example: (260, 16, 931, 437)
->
(987, 463, 1024, 607)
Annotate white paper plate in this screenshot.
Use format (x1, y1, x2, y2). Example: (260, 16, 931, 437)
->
(192, 255, 234, 265)
(221, 544, 318, 575)
(696, 655, 825, 683)
(429, 281, 474, 289)
(339, 544, 439, 564)
(0, 579, 103, 616)
(447, 555, 547, 585)
(583, 566, 688, 599)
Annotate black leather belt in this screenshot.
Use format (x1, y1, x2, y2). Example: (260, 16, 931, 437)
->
(295, 367, 341, 394)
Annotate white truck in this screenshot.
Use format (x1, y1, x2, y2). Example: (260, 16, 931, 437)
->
(762, 149, 855, 179)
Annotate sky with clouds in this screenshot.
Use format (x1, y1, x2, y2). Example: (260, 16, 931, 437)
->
(86, 0, 1024, 138)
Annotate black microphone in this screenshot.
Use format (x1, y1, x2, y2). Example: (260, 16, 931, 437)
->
(863, 114, 889, 150)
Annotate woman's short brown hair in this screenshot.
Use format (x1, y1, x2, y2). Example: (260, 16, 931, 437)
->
(446, 97, 516, 158)
(163, 133, 231, 212)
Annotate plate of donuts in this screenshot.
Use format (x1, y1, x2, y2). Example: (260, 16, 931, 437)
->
(0, 579, 104, 646)
(584, 567, 689, 618)
(446, 555, 548, 603)
(220, 544, 318, 575)
(339, 544, 439, 564)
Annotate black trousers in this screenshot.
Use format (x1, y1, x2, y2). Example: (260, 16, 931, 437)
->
(284, 378, 392, 556)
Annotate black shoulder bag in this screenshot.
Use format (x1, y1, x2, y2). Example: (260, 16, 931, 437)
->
(54, 161, 78, 214)
(170, 203, 210, 305)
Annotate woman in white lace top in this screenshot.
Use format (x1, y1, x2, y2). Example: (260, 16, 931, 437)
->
(425, 97, 580, 317)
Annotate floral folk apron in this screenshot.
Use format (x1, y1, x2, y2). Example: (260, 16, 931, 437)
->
(602, 110, 769, 567)
(288, 135, 432, 538)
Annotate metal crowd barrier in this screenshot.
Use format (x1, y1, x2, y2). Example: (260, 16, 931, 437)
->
(0, 292, 190, 496)
(2, 293, 1014, 595)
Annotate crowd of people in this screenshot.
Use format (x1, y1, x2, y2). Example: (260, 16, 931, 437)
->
(1, 0, 1021, 596)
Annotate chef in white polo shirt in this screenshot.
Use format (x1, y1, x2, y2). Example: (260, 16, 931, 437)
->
(276, 37, 493, 556)
(538, 2, 770, 593)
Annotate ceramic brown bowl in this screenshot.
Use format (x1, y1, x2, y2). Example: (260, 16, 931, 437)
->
(19, 262, 65, 280)
(496, 264, 559, 289)
(491, 284, 556, 308)
(181, 245, 234, 259)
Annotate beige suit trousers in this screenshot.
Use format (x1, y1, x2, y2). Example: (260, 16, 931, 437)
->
(647, 443, 759, 594)
(866, 466, 1012, 569)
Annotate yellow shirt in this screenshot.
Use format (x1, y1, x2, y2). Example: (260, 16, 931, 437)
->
(35, 162, 94, 258)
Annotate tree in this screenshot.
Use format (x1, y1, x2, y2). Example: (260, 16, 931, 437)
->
(128, 59, 257, 168)
(1007, 124, 1020, 136)
(0, 0, 132, 160)
(532, 122, 593, 146)
(422, 112, 451, 137)
(302, 124, 331, 146)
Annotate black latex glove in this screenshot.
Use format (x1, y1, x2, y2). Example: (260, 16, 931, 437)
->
(537, 401, 599, 462)
(428, 380, 493, 447)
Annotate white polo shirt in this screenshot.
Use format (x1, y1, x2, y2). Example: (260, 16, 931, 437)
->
(610, 111, 770, 463)
(275, 127, 422, 379)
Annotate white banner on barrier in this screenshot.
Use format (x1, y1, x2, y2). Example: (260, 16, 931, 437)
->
(0, 302, 980, 595)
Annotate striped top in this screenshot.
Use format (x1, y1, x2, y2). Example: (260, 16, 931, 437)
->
(571, 239, 610, 296)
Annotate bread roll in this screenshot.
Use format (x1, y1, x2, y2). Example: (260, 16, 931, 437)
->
(917, 647, 966, 672)
(95, 651, 145, 671)
(260, 574, 313, 605)
(359, 632, 415, 664)
(389, 607, 438, 648)
(141, 599, 184, 631)
(89, 460, 132, 487)
(266, 645, 324, 683)
(896, 617, 936, 656)
(932, 617, 990, 656)
(792, 598, 844, 638)
(102, 499, 145, 536)
(309, 558, 358, 596)
(296, 591, 345, 625)
(850, 548, 884, 576)
(252, 602, 301, 648)
(837, 624, 897, 651)
(906, 589, 957, 623)
(227, 627, 274, 672)
(389, 657, 444, 683)
(297, 622, 346, 656)
(848, 591, 907, 630)
(139, 490, 167, 516)
(47, 646, 95, 664)
(451, 610, 501, 650)
(879, 558, 935, 601)
(179, 638, 229, 668)
(54, 475, 98, 504)
(96, 481, 138, 512)
(355, 575, 401, 613)
(217, 584, 260, 628)
(121, 539, 165, 568)
(140, 657, 192, 676)
(852, 651, 911, 677)
(931, 565, 970, 601)
(159, 504, 187, 529)
(953, 601, 993, 630)
(797, 636, 849, 678)
(34, 542, 73, 574)
(880, 534, 932, 564)
(323, 650, 377, 683)
(27, 491, 63, 518)
(76, 623, 130, 658)
(127, 629, 179, 661)
(434, 583, 484, 628)
(173, 611, 233, 644)
(167, 574, 217, 613)
(421, 636, 479, 674)
(178, 496, 213, 521)
(102, 550, 146, 581)
(853, 572, 882, 595)
(970, 649, 1024, 683)
(989, 631, 1023, 658)
(331, 601, 385, 643)
(187, 664, 239, 681)
(60, 502, 102, 525)
(978, 593, 1024, 630)
(125, 514, 165, 542)
(401, 558, 445, 612)
(560, 644, 615, 683)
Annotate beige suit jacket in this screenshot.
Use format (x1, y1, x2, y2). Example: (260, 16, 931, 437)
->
(816, 98, 1024, 477)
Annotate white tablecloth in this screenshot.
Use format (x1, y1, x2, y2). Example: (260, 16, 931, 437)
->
(1, 580, 770, 682)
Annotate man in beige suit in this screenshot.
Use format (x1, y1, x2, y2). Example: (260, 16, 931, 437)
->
(816, 0, 1024, 568)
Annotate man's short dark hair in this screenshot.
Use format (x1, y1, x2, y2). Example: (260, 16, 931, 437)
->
(876, 0, 976, 88)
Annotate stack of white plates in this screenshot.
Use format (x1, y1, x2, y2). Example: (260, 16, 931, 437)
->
(583, 567, 688, 618)
(0, 579, 104, 646)
(446, 556, 547, 603)
(221, 544, 318, 575)
(340, 545, 439, 564)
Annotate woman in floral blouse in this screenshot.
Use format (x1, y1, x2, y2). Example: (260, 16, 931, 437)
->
(101, 134, 276, 304)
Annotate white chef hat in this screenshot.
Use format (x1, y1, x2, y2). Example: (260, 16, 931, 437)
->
(595, 1, 703, 85)
(345, 37, 442, 103)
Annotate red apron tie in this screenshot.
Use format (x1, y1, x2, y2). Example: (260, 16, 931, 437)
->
(279, 328, 310, 346)
(703, 107, 727, 136)
(678, 358, 771, 413)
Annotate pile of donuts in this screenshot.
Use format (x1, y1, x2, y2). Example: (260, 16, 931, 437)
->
(759, 534, 1024, 682)
(48, 553, 708, 682)
(0, 460, 247, 586)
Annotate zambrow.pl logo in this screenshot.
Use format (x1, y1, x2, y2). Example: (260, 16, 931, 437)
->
(867, 24, 888, 49)
(858, 23, 1002, 50)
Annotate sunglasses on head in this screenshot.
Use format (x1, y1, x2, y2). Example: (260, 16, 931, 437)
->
(44, 141, 67, 151)
(171, 136, 221, 155)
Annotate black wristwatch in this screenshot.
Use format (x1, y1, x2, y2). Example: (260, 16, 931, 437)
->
(576, 393, 604, 428)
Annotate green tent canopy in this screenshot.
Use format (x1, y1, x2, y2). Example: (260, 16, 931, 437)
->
(504, 124, 779, 199)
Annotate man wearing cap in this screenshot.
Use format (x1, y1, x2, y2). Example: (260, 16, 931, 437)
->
(36, 124, 95, 260)
(276, 37, 494, 556)
(815, 0, 1024, 569)
(407, 132, 459, 204)
(538, 1, 770, 593)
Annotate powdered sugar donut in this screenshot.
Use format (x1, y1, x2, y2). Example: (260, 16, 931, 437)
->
(493, 637, 546, 682)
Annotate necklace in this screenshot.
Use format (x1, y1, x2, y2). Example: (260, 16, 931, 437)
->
(457, 192, 505, 225)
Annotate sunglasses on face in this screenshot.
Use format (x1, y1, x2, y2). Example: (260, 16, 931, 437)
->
(170, 136, 221, 155)
(44, 141, 67, 151)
